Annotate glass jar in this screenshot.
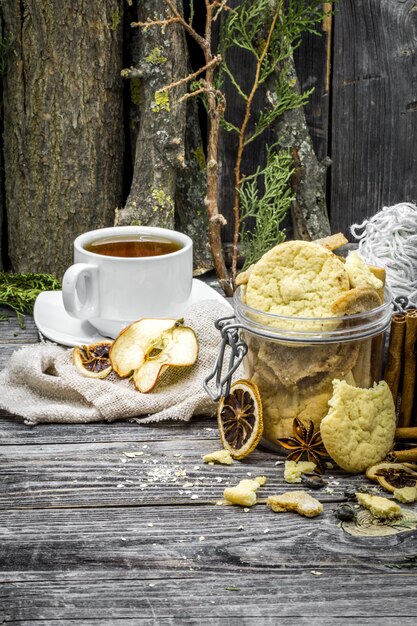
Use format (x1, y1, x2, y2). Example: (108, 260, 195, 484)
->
(232, 287, 393, 449)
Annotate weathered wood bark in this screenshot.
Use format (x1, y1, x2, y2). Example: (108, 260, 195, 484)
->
(2, 0, 124, 278)
(330, 0, 417, 236)
(175, 100, 213, 275)
(116, 0, 187, 230)
(118, 0, 212, 273)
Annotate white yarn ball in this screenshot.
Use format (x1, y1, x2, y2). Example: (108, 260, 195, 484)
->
(350, 202, 417, 305)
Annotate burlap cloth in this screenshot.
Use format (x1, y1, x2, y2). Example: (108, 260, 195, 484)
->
(0, 300, 236, 426)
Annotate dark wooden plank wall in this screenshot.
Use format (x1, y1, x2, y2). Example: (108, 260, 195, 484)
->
(330, 0, 417, 236)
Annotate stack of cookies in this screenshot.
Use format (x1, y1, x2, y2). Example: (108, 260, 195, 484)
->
(236, 237, 387, 445)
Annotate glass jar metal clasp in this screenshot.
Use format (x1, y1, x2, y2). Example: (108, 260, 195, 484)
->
(203, 315, 247, 402)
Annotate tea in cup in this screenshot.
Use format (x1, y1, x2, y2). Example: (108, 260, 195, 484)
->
(62, 226, 193, 337)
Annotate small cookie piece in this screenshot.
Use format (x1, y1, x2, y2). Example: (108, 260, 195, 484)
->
(356, 492, 401, 519)
(267, 491, 323, 517)
(223, 476, 266, 507)
(235, 264, 255, 287)
(245, 240, 349, 319)
(345, 251, 384, 290)
(314, 232, 348, 251)
(331, 286, 382, 316)
(284, 460, 317, 484)
(393, 486, 417, 503)
(320, 380, 396, 474)
(202, 450, 234, 465)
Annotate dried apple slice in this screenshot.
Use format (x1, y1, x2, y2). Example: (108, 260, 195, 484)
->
(110, 318, 178, 378)
(133, 326, 198, 393)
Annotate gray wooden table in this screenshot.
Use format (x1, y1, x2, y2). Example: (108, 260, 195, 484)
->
(1, 309, 417, 625)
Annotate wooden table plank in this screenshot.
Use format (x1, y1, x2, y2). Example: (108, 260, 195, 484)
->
(0, 414, 218, 445)
(1, 436, 371, 510)
(2, 505, 417, 578)
(2, 574, 417, 624)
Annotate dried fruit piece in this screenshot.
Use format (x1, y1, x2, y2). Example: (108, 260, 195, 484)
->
(366, 462, 417, 493)
(132, 326, 198, 393)
(217, 380, 263, 460)
(110, 319, 179, 378)
(73, 341, 113, 379)
(110, 318, 198, 393)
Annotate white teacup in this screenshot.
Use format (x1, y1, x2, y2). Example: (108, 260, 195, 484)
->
(62, 226, 193, 338)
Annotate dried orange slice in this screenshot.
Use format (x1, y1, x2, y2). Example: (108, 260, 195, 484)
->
(366, 462, 417, 493)
(73, 341, 113, 379)
(217, 379, 263, 460)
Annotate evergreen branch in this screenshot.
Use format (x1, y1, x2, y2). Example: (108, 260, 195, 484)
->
(0, 272, 61, 328)
(220, 60, 248, 102)
(244, 83, 314, 147)
(220, 118, 240, 134)
(239, 149, 295, 268)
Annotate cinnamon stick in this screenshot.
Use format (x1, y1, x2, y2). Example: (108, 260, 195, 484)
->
(396, 427, 417, 441)
(384, 312, 406, 404)
(388, 447, 417, 463)
(399, 310, 417, 427)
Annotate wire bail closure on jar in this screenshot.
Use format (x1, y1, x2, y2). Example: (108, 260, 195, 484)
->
(203, 315, 247, 402)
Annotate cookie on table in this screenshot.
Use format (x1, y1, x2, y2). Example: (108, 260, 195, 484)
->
(320, 379, 396, 474)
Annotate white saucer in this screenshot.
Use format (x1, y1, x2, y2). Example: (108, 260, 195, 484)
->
(33, 279, 230, 347)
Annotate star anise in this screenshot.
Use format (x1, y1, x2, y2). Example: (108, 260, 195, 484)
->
(276, 417, 328, 474)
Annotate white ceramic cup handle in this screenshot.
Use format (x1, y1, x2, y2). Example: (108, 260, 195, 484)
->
(62, 263, 100, 320)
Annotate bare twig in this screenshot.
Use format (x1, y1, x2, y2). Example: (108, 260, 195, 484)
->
(155, 56, 221, 94)
(131, 17, 182, 28)
(162, 0, 208, 50)
(230, 8, 280, 285)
